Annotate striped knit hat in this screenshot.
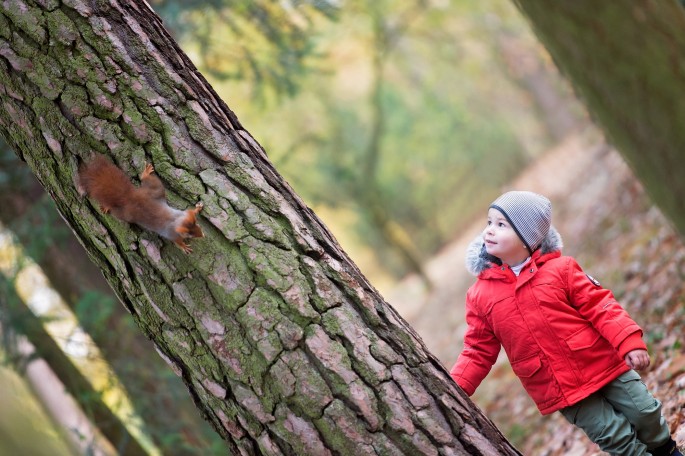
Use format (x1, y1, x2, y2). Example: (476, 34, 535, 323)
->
(490, 191, 552, 255)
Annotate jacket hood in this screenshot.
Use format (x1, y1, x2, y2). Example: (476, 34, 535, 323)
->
(465, 226, 563, 276)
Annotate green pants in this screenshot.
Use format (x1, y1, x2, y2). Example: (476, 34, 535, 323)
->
(560, 370, 670, 456)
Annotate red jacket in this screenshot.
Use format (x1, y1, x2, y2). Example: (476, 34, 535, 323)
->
(451, 228, 646, 415)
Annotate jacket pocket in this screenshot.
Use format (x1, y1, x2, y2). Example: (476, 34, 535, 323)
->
(512, 355, 541, 378)
(482, 295, 513, 316)
(565, 325, 601, 351)
(564, 324, 621, 385)
(511, 355, 560, 409)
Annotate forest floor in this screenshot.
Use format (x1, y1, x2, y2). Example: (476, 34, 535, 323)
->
(386, 127, 685, 455)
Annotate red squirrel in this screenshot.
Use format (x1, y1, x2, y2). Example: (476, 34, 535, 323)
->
(78, 155, 204, 253)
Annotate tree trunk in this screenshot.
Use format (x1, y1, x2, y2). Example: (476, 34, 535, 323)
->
(512, 0, 685, 239)
(0, 1, 519, 454)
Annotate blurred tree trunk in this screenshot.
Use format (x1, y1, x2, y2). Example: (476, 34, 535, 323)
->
(0, 276, 147, 455)
(0, 284, 120, 456)
(0, 1, 519, 454)
(512, 0, 685, 238)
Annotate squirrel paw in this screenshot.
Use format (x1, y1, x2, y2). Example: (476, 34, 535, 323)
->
(175, 238, 193, 254)
(190, 201, 204, 215)
(141, 163, 155, 179)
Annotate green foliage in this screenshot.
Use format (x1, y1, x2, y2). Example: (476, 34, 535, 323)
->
(151, 0, 554, 278)
(0, 141, 32, 187)
(73, 291, 119, 337)
(8, 196, 70, 263)
(0, 147, 70, 263)
(153, 0, 339, 99)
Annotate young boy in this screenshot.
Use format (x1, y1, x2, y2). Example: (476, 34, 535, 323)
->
(451, 191, 682, 455)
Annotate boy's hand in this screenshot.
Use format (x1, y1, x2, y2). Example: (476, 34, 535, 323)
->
(625, 349, 650, 371)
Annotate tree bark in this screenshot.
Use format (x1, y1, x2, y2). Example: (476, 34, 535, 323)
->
(0, 1, 519, 454)
(512, 0, 685, 239)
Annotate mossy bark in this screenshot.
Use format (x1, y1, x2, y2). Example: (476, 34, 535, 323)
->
(0, 1, 519, 454)
(513, 0, 685, 238)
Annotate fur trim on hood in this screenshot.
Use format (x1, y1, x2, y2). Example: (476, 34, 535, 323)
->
(465, 226, 563, 276)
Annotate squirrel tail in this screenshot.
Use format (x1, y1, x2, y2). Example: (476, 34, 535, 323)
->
(78, 155, 133, 210)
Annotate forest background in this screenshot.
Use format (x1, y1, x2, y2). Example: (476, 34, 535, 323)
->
(0, 0, 682, 455)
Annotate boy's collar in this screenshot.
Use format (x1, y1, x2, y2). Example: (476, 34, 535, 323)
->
(465, 226, 563, 276)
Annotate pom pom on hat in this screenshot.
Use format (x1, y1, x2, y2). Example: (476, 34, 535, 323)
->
(490, 191, 551, 255)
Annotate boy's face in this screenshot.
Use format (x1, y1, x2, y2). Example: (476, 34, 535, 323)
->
(483, 208, 529, 266)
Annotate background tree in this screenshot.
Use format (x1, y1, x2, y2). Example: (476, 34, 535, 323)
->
(151, 0, 338, 100)
(512, 0, 685, 239)
(0, 0, 520, 454)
